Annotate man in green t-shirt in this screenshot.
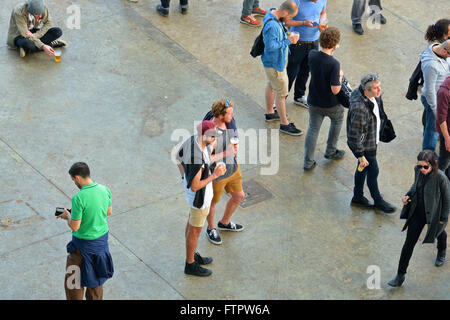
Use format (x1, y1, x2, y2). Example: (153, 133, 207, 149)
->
(57, 162, 114, 300)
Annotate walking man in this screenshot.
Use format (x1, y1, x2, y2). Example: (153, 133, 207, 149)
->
(351, 0, 386, 35)
(240, 0, 267, 27)
(262, 0, 302, 136)
(7, 0, 67, 58)
(347, 73, 396, 213)
(203, 99, 245, 245)
(156, 0, 188, 16)
(286, 0, 327, 108)
(176, 121, 226, 276)
(437, 76, 450, 179)
(57, 162, 114, 300)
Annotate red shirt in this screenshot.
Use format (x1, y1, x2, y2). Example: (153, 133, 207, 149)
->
(436, 76, 450, 136)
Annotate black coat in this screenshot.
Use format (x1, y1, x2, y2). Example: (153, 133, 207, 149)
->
(401, 167, 450, 243)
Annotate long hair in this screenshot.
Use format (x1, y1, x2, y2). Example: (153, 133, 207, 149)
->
(425, 19, 450, 43)
(417, 150, 438, 174)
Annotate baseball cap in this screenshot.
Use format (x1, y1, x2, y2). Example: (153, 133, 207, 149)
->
(197, 120, 219, 137)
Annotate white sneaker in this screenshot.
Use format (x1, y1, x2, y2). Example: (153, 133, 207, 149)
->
(293, 96, 309, 108)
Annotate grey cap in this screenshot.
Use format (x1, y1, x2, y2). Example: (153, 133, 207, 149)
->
(27, 0, 45, 15)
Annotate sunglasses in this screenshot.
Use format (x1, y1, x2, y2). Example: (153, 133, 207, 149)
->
(363, 73, 379, 87)
(417, 165, 430, 170)
(225, 98, 231, 108)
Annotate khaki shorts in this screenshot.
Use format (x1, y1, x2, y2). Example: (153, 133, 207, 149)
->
(212, 165, 243, 204)
(188, 207, 210, 227)
(264, 67, 289, 99)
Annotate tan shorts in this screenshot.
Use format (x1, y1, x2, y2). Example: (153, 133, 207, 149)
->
(188, 207, 210, 227)
(212, 165, 243, 204)
(264, 67, 289, 99)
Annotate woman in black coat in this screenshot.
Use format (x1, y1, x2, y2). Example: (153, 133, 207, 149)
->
(389, 150, 450, 287)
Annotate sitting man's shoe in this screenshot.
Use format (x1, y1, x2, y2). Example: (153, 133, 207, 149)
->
(194, 252, 213, 265)
(265, 111, 280, 122)
(180, 4, 188, 14)
(351, 196, 374, 207)
(293, 96, 309, 108)
(50, 40, 67, 48)
(184, 261, 212, 277)
(206, 228, 222, 245)
(218, 221, 244, 232)
(374, 199, 397, 213)
(19, 47, 26, 58)
(388, 273, 405, 287)
(251, 7, 267, 17)
(303, 161, 317, 171)
(156, 4, 169, 16)
(435, 250, 446, 267)
(353, 23, 364, 35)
(240, 14, 261, 27)
(325, 149, 345, 160)
(280, 123, 303, 136)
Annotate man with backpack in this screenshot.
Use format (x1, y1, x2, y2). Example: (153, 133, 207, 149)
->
(261, 0, 302, 136)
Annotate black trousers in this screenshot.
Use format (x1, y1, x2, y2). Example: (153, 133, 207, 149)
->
(286, 41, 318, 100)
(397, 209, 447, 274)
(14, 27, 62, 53)
(161, 0, 188, 7)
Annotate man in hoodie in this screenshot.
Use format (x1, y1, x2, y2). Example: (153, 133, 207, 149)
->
(7, 0, 67, 58)
(437, 76, 450, 179)
(176, 121, 226, 277)
(421, 40, 450, 153)
(347, 73, 396, 214)
(262, 0, 302, 136)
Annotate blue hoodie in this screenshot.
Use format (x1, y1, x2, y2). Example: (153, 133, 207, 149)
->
(261, 9, 292, 72)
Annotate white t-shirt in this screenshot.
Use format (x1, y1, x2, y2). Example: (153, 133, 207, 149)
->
(183, 138, 213, 210)
(370, 97, 381, 145)
(28, 14, 34, 30)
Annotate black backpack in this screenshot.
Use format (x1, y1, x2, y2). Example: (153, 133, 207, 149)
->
(250, 18, 276, 58)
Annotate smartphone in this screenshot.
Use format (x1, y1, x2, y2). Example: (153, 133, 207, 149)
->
(55, 207, 71, 216)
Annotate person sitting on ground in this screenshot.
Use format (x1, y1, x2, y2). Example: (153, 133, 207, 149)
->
(7, 0, 67, 58)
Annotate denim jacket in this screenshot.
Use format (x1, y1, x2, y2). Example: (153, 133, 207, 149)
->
(261, 9, 291, 72)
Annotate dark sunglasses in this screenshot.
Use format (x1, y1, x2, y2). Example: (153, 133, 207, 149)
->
(417, 165, 430, 170)
(362, 73, 379, 87)
(225, 98, 231, 107)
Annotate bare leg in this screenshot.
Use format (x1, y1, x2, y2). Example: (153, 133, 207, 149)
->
(220, 191, 245, 225)
(276, 96, 289, 125)
(265, 85, 275, 114)
(206, 202, 217, 230)
(186, 224, 202, 263)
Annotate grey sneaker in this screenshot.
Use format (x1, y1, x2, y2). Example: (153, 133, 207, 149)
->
(293, 96, 309, 108)
(325, 149, 345, 160)
(280, 123, 303, 136)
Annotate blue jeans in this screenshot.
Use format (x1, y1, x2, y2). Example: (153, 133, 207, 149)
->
(421, 95, 439, 152)
(353, 154, 383, 203)
(242, 0, 259, 17)
(351, 0, 382, 24)
(304, 104, 344, 168)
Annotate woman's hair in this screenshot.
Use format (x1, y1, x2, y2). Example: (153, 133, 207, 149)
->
(425, 18, 450, 43)
(417, 150, 438, 174)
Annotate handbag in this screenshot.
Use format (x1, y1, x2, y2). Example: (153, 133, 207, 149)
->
(380, 117, 396, 143)
(337, 76, 352, 108)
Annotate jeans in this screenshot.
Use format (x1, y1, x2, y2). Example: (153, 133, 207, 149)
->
(421, 95, 439, 152)
(438, 136, 450, 179)
(161, 0, 188, 8)
(351, 0, 382, 24)
(242, 0, 259, 17)
(304, 104, 344, 168)
(287, 41, 319, 100)
(14, 27, 62, 53)
(353, 154, 383, 203)
(397, 209, 447, 274)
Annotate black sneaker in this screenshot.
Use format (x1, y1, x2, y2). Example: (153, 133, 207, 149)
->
(217, 221, 244, 232)
(280, 123, 303, 136)
(351, 195, 374, 207)
(265, 112, 280, 122)
(353, 23, 364, 35)
(194, 252, 213, 265)
(184, 261, 212, 277)
(206, 228, 222, 245)
(156, 4, 169, 16)
(303, 161, 317, 171)
(324, 149, 345, 160)
(180, 4, 188, 14)
(50, 39, 67, 48)
(374, 199, 397, 213)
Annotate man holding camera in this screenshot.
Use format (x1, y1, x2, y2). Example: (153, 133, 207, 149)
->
(57, 162, 114, 300)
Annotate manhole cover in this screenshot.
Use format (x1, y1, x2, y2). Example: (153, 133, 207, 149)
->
(229, 179, 273, 208)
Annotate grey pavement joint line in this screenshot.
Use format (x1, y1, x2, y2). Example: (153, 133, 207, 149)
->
(108, 231, 187, 300)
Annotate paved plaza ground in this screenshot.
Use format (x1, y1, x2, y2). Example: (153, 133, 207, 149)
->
(0, 0, 448, 299)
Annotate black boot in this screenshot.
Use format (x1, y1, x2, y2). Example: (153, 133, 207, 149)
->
(435, 250, 446, 267)
(352, 23, 364, 35)
(388, 273, 405, 287)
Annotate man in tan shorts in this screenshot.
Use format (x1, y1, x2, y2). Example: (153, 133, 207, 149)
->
(177, 120, 226, 276)
(203, 99, 245, 245)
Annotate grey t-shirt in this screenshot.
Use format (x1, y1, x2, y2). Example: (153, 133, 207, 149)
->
(212, 127, 238, 180)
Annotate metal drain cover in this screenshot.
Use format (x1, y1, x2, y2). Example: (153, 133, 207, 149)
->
(233, 179, 274, 208)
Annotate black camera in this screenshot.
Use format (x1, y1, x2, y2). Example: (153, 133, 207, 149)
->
(55, 207, 71, 216)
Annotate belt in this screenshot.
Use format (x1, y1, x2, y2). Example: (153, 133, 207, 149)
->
(296, 40, 316, 45)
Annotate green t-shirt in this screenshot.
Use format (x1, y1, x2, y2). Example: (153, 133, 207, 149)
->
(71, 182, 111, 240)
